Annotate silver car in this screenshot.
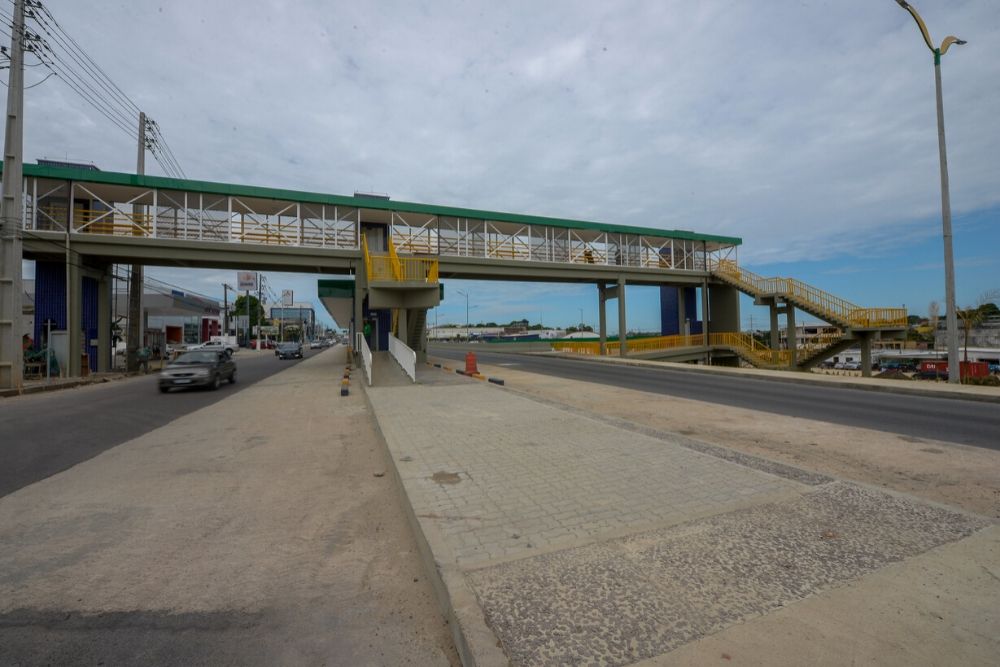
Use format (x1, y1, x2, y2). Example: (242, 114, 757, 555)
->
(159, 350, 236, 392)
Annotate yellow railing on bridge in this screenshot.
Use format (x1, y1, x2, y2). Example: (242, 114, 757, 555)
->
(363, 234, 439, 284)
(707, 332, 791, 366)
(711, 259, 906, 329)
(551, 333, 704, 357)
(552, 331, 796, 367)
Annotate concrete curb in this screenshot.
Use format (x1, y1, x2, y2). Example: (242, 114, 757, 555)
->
(359, 381, 509, 667)
(0, 373, 131, 399)
(524, 352, 1000, 404)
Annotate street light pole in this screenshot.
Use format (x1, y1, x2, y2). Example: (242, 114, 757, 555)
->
(456, 289, 470, 339)
(895, 0, 965, 384)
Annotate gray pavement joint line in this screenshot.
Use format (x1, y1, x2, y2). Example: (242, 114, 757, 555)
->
(492, 372, 998, 527)
(456, 486, 807, 573)
(505, 384, 832, 486)
(360, 382, 509, 667)
(512, 350, 1000, 405)
(458, 374, 832, 488)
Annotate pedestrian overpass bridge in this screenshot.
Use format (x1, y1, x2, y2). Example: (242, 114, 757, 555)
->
(3, 163, 905, 385)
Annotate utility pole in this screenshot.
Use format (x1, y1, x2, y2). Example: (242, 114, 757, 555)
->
(257, 273, 263, 344)
(222, 283, 230, 335)
(0, 0, 25, 390)
(126, 111, 146, 371)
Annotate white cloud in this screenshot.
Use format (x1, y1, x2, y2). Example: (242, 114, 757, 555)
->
(13, 0, 1000, 319)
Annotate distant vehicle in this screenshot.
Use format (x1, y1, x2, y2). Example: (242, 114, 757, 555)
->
(251, 338, 275, 350)
(309, 340, 324, 350)
(159, 350, 236, 392)
(913, 369, 947, 381)
(189, 339, 237, 355)
(276, 342, 303, 360)
(843, 361, 862, 371)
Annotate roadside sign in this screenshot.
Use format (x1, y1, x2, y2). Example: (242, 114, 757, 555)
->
(237, 271, 257, 290)
(282, 289, 294, 306)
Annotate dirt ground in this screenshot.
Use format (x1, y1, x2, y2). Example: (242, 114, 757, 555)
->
(459, 358, 1000, 519)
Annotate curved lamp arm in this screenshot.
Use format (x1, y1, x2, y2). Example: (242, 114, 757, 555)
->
(939, 35, 967, 55)
(895, 0, 935, 52)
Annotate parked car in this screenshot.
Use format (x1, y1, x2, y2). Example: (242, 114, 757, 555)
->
(251, 338, 275, 350)
(309, 339, 324, 350)
(913, 369, 947, 381)
(276, 342, 303, 360)
(159, 350, 236, 392)
(843, 361, 862, 371)
(188, 339, 237, 355)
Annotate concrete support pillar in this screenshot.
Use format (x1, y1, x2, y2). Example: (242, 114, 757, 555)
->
(617, 276, 627, 358)
(396, 308, 407, 342)
(353, 273, 366, 360)
(598, 284, 608, 355)
(67, 257, 82, 377)
(97, 266, 112, 372)
(860, 333, 873, 378)
(677, 287, 687, 336)
(786, 304, 797, 368)
(700, 281, 710, 348)
(769, 300, 780, 363)
(417, 311, 428, 364)
(708, 285, 740, 334)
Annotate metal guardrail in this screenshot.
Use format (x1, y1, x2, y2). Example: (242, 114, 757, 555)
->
(708, 332, 791, 366)
(552, 334, 703, 356)
(388, 333, 417, 382)
(357, 332, 373, 385)
(363, 234, 439, 284)
(553, 331, 799, 368)
(711, 259, 906, 329)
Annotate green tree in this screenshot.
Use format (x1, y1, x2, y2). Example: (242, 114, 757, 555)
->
(957, 289, 1000, 361)
(231, 295, 265, 329)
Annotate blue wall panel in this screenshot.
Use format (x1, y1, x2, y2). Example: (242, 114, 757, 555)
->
(659, 285, 702, 336)
(33, 261, 66, 347)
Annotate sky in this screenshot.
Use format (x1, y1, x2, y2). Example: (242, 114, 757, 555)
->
(13, 0, 1000, 332)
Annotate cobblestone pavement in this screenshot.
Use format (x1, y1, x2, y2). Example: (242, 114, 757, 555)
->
(368, 376, 997, 666)
(467, 482, 988, 666)
(368, 382, 803, 567)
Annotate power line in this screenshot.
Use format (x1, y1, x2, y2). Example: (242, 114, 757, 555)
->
(4, 0, 188, 179)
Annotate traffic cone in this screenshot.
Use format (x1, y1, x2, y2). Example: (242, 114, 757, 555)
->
(465, 351, 479, 375)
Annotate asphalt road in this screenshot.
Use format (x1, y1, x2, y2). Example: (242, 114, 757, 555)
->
(431, 347, 1000, 451)
(0, 349, 320, 499)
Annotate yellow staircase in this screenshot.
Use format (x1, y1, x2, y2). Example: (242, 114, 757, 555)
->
(362, 234, 439, 284)
(711, 259, 906, 330)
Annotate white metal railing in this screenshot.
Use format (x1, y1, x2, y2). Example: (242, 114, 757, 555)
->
(388, 333, 417, 383)
(16, 174, 738, 273)
(357, 332, 373, 385)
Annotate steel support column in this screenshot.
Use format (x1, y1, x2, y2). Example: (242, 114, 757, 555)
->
(769, 300, 780, 365)
(617, 276, 627, 358)
(97, 265, 111, 372)
(860, 333, 873, 379)
(598, 283, 607, 355)
(67, 253, 81, 377)
(786, 304, 797, 368)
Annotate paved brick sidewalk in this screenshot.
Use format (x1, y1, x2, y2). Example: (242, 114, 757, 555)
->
(366, 374, 997, 667)
(370, 382, 802, 567)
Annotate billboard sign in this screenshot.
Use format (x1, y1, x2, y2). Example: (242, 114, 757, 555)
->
(282, 289, 294, 306)
(237, 271, 257, 291)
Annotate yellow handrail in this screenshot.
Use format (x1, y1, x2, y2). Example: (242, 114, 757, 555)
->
(712, 259, 906, 328)
(708, 332, 790, 366)
(553, 331, 796, 367)
(363, 232, 440, 284)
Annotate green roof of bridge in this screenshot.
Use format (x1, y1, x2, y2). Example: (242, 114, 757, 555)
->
(8, 162, 741, 246)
